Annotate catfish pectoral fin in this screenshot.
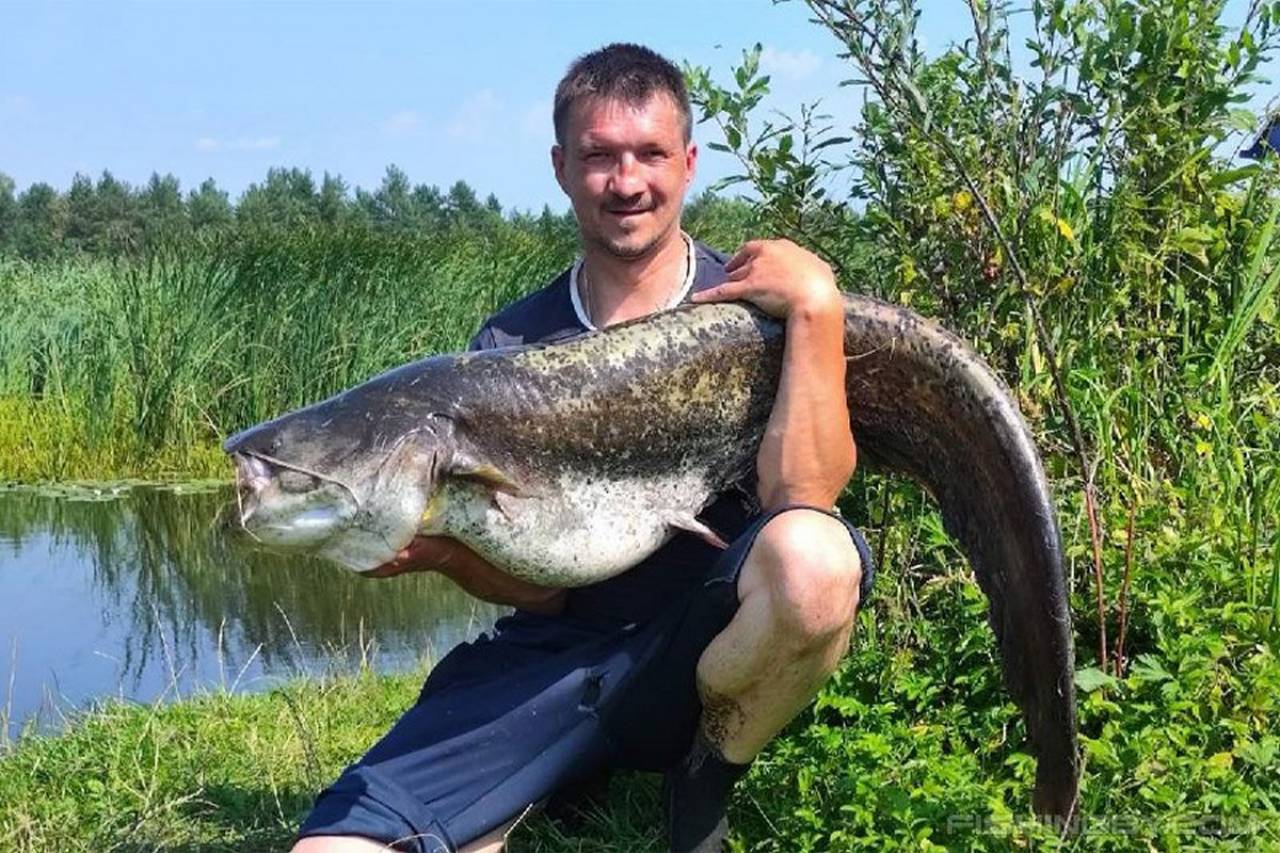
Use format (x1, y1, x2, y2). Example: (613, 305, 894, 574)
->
(452, 461, 529, 494)
(843, 293, 1080, 818)
(664, 512, 729, 549)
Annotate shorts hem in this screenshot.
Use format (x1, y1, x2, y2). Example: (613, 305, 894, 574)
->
(297, 764, 458, 853)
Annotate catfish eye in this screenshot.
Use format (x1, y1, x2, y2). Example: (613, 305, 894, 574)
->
(278, 469, 319, 493)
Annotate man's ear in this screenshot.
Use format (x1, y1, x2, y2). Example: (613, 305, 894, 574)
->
(685, 141, 698, 188)
(552, 144, 567, 193)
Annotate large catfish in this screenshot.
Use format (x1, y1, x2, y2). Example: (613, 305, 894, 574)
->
(223, 293, 1079, 819)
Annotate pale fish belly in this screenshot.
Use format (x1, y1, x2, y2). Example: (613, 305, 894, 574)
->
(421, 467, 715, 587)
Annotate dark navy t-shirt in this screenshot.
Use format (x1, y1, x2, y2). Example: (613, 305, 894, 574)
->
(468, 239, 758, 626)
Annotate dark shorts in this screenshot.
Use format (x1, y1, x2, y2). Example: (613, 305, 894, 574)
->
(297, 506, 875, 852)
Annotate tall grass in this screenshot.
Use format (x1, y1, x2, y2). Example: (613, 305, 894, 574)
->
(0, 206, 760, 483)
(0, 225, 578, 481)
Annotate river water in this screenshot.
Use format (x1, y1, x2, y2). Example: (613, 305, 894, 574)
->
(0, 483, 502, 741)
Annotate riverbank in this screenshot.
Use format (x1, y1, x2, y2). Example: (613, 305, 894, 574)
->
(0, 669, 429, 851)
(4, 523, 1279, 853)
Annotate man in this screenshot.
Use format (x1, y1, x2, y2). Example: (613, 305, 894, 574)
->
(294, 43, 872, 853)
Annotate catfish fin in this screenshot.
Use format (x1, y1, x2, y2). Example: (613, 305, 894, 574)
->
(448, 449, 532, 496)
(665, 512, 729, 549)
(490, 489, 525, 523)
(445, 446, 539, 520)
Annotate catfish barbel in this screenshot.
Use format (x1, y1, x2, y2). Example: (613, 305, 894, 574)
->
(222, 293, 1079, 819)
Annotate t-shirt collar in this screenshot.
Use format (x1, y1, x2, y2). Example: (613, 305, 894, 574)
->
(569, 231, 697, 332)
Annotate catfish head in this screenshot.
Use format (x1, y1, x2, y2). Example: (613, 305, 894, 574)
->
(222, 359, 460, 571)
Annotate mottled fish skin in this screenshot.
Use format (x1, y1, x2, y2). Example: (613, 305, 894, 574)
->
(835, 295, 1079, 822)
(222, 293, 1078, 819)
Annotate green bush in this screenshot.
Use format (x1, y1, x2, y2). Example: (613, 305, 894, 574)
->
(683, 0, 1280, 846)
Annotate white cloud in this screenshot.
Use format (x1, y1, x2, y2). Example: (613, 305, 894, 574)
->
(446, 89, 502, 140)
(383, 109, 422, 135)
(760, 46, 822, 80)
(194, 135, 281, 152)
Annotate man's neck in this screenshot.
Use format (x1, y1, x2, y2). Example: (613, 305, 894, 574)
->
(580, 228, 689, 328)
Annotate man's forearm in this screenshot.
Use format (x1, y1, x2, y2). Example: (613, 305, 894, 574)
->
(756, 297, 856, 510)
(444, 557, 568, 615)
(685, 238, 858, 509)
(365, 535, 567, 615)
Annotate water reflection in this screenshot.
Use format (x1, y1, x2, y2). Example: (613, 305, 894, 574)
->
(0, 484, 501, 739)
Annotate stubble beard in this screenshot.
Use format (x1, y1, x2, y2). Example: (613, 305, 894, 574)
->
(582, 211, 680, 261)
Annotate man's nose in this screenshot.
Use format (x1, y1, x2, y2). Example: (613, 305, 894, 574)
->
(608, 153, 644, 198)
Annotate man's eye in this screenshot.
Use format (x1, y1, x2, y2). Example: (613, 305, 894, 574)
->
(584, 152, 609, 162)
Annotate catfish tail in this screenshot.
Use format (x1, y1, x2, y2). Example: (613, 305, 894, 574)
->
(842, 293, 1080, 821)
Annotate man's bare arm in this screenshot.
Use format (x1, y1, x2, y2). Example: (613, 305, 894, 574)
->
(692, 239, 856, 509)
(363, 535, 567, 615)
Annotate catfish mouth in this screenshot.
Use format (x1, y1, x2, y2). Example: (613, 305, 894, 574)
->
(228, 451, 361, 549)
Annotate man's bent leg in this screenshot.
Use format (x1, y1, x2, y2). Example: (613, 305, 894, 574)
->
(695, 508, 864, 763)
(665, 507, 866, 851)
(290, 610, 632, 852)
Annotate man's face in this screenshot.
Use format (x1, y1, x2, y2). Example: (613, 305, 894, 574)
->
(552, 92, 697, 260)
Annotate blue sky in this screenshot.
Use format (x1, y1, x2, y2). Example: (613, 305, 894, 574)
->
(1, 1, 1268, 214)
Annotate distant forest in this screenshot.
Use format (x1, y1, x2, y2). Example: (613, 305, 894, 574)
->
(0, 166, 754, 260)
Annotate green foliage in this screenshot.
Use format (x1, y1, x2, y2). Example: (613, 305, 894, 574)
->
(0, 183, 757, 482)
(683, 0, 1280, 846)
(188, 177, 235, 231)
(12, 182, 65, 260)
(0, 173, 16, 246)
(685, 46, 867, 275)
(0, 165, 560, 261)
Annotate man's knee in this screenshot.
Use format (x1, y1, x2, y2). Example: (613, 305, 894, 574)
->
(742, 509, 863, 645)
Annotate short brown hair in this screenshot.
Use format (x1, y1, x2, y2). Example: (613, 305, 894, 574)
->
(553, 43, 693, 146)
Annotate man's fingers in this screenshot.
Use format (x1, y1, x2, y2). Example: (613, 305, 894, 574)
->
(361, 536, 437, 578)
(724, 241, 761, 273)
(692, 280, 749, 303)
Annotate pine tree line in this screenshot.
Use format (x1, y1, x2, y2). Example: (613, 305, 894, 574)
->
(0, 165, 581, 259)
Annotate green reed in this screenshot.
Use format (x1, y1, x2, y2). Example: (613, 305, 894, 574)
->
(0, 224, 579, 481)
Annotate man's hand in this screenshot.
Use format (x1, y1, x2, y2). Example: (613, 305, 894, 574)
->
(691, 239, 843, 320)
(362, 535, 567, 616)
(692, 238, 856, 510)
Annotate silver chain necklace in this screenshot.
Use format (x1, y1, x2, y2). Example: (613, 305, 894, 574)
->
(579, 239, 692, 329)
